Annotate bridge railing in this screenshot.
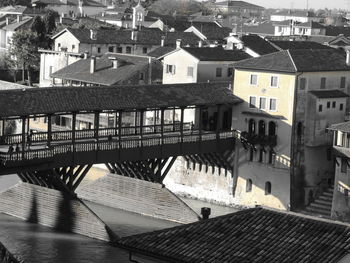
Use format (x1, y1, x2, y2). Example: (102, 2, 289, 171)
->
(0, 123, 193, 145)
(0, 130, 239, 164)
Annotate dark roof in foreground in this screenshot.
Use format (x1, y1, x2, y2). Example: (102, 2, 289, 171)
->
(234, 49, 350, 73)
(118, 207, 350, 263)
(182, 47, 251, 61)
(309, 90, 349, 99)
(271, 40, 333, 50)
(0, 83, 239, 117)
(241, 34, 278, 55)
(329, 121, 350, 132)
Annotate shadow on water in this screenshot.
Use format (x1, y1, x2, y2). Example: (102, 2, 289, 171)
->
(54, 194, 75, 233)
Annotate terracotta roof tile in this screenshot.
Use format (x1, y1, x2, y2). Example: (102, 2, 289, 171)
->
(118, 208, 350, 263)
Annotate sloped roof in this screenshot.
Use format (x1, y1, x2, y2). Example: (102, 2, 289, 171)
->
(0, 83, 239, 117)
(241, 34, 278, 55)
(329, 121, 350, 132)
(147, 46, 175, 58)
(1, 16, 33, 31)
(325, 26, 350, 37)
(190, 25, 232, 41)
(33, 0, 105, 7)
(234, 49, 350, 73)
(51, 53, 157, 86)
(309, 90, 349, 99)
(53, 28, 200, 46)
(182, 47, 251, 61)
(118, 207, 350, 263)
(272, 10, 316, 18)
(296, 21, 324, 29)
(213, 0, 264, 9)
(0, 5, 27, 14)
(271, 40, 332, 50)
(242, 21, 274, 36)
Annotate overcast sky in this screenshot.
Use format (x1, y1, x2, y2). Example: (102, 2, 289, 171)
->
(241, 0, 349, 10)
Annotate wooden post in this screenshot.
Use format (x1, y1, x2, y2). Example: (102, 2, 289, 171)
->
(118, 111, 122, 151)
(94, 111, 100, 140)
(216, 105, 221, 141)
(199, 107, 203, 142)
(161, 108, 164, 145)
(140, 110, 144, 147)
(72, 112, 76, 151)
(21, 116, 26, 158)
(180, 107, 184, 144)
(47, 114, 52, 147)
(153, 110, 157, 133)
(134, 111, 138, 134)
(172, 107, 176, 131)
(1, 119, 5, 136)
(114, 110, 118, 136)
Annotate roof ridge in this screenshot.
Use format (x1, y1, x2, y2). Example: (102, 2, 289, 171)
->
(286, 49, 298, 72)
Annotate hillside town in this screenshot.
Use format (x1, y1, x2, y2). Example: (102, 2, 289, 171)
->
(2, 0, 350, 262)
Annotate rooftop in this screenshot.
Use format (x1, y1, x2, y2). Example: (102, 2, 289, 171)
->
(309, 90, 349, 99)
(272, 10, 317, 18)
(147, 46, 175, 58)
(118, 207, 350, 263)
(51, 53, 160, 86)
(32, 0, 105, 7)
(271, 40, 332, 50)
(0, 83, 239, 117)
(213, 0, 264, 9)
(240, 34, 278, 55)
(182, 47, 251, 61)
(233, 49, 350, 73)
(1, 16, 33, 31)
(296, 21, 324, 29)
(241, 21, 275, 36)
(329, 121, 350, 132)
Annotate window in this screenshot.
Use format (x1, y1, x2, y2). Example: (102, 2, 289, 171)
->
(320, 77, 326, 89)
(58, 43, 61, 48)
(319, 104, 323, 112)
(108, 46, 114, 52)
(332, 101, 336, 108)
(187, 66, 194, 77)
(341, 77, 346, 89)
(126, 46, 132, 53)
(259, 97, 266, 110)
(227, 68, 233, 77)
(258, 120, 266, 136)
(250, 74, 257, 85)
(341, 158, 347, 173)
(249, 96, 257, 108)
(299, 78, 306, 90)
(327, 147, 332, 161)
(249, 148, 254, 161)
(265, 182, 271, 195)
(327, 101, 331, 108)
(259, 148, 264, 163)
(97, 47, 101, 53)
(142, 47, 148, 54)
(269, 98, 277, 111)
(216, 67, 222, 77)
(72, 44, 75, 51)
(268, 121, 276, 136)
(166, 64, 176, 74)
(297, 122, 303, 137)
(248, 119, 256, 134)
(340, 103, 344, 111)
(270, 76, 278, 87)
(139, 73, 144, 80)
(246, 179, 252, 192)
(268, 150, 275, 164)
(117, 47, 123, 53)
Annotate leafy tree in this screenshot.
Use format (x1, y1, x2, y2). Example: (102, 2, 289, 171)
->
(31, 16, 46, 40)
(43, 10, 58, 35)
(0, 0, 30, 7)
(149, 0, 203, 16)
(10, 30, 40, 86)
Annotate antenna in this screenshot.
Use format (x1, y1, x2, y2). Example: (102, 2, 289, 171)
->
(306, 0, 309, 10)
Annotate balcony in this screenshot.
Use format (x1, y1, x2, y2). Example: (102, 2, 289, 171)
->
(240, 132, 277, 147)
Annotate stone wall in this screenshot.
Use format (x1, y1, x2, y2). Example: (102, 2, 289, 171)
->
(0, 183, 116, 242)
(77, 174, 200, 224)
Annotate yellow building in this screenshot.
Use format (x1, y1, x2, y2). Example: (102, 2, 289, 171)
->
(232, 49, 350, 211)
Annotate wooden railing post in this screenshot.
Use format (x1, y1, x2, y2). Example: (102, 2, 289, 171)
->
(72, 112, 77, 152)
(118, 110, 122, 150)
(180, 107, 185, 144)
(47, 114, 52, 147)
(199, 106, 203, 142)
(140, 109, 144, 148)
(21, 116, 26, 159)
(216, 104, 221, 142)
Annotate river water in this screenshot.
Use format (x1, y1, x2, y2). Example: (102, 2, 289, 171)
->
(0, 173, 238, 263)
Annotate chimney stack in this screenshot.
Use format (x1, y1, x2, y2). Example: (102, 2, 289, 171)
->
(109, 57, 119, 69)
(176, 39, 181, 48)
(90, 56, 96, 74)
(5, 17, 9, 26)
(17, 15, 21, 23)
(346, 50, 350, 66)
(161, 36, 165, 47)
(201, 207, 211, 220)
(83, 51, 89, 59)
(198, 40, 203, 48)
(90, 29, 97, 40)
(131, 30, 138, 41)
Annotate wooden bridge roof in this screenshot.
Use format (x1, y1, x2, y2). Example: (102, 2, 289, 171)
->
(0, 82, 240, 118)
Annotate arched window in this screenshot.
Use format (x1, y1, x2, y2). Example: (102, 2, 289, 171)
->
(246, 179, 252, 192)
(258, 120, 266, 136)
(248, 119, 256, 134)
(265, 181, 271, 195)
(297, 122, 303, 137)
(268, 121, 276, 136)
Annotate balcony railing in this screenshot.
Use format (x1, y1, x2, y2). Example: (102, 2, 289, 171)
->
(240, 132, 277, 147)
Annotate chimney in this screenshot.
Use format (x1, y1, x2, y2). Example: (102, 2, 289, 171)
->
(90, 56, 96, 74)
(201, 207, 211, 220)
(198, 40, 203, 48)
(148, 57, 152, 84)
(90, 29, 97, 40)
(5, 17, 9, 26)
(131, 30, 138, 41)
(109, 57, 119, 69)
(346, 50, 350, 66)
(161, 36, 165, 47)
(17, 15, 21, 23)
(83, 51, 89, 59)
(176, 39, 181, 48)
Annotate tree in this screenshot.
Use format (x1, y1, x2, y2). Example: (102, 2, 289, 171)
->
(10, 30, 40, 86)
(31, 16, 46, 40)
(43, 10, 58, 35)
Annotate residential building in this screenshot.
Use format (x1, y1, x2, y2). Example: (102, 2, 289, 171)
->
(184, 23, 232, 45)
(231, 49, 350, 211)
(49, 53, 163, 86)
(273, 20, 326, 36)
(162, 47, 250, 84)
(208, 0, 264, 18)
(270, 10, 323, 23)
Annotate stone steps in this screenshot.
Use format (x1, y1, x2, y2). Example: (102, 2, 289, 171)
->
(305, 187, 334, 218)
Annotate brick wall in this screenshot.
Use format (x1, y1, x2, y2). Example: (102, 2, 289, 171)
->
(0, 183, 116, 242)
(77, 174, 200, 224)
